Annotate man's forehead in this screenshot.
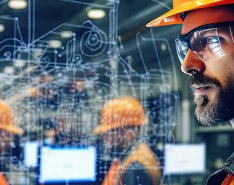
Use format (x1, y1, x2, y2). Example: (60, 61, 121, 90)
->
(182, 6, 234, 35)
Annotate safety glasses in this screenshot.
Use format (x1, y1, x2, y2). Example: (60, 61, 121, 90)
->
(175, 22, 234, 64)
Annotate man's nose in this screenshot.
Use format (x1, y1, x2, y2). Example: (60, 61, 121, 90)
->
(181, 49, 205, 76)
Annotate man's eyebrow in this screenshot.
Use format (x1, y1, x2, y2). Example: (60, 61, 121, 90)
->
(193, 29, 219, 38)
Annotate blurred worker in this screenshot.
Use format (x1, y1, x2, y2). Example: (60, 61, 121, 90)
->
(38, 75, 60, 110)
(93, 97, 161, 185)
(71, 79, 89, 108)
(41, 119, 57, 146)
(0, 100, 24, 185)
(28, 74, 60, 110)
(147, 1, 234, 184)
(36, 118, 63, 146)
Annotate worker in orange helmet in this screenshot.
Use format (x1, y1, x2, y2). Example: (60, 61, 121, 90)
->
(0, 100, 24, 185)
(93, 96, 161, 185)
(147, 0, 234, 184)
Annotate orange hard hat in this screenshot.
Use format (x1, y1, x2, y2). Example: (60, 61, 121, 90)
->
(93, 97, 148, 135)
(0, 100, 24, 135)
(146, 0, 234, 27)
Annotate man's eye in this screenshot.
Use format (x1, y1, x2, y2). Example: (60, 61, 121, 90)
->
(206, 36, 220, 44)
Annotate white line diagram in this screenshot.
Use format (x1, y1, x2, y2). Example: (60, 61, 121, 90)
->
(0, 0, 180, 184)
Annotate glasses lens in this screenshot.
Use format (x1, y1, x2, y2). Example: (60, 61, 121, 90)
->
(176, 25, 234, 64)
(175, 37, 188, 63)
(190, 28, 225, 62)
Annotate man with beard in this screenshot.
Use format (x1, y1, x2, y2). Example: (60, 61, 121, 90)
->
(146, 0, 234, 184)
(93, 96, 161, 185)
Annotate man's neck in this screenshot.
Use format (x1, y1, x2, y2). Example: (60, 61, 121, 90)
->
(230, 119, 234, 129)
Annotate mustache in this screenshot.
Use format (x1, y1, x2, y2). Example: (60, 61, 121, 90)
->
(189, 73, 221, 88)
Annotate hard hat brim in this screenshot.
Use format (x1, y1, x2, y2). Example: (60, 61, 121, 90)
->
(146, 0, 234, 27)
(93, 116, 148, 135)
(0, 124, 24, 135)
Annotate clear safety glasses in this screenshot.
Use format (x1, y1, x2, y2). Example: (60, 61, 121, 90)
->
(175, 22, 234, 64)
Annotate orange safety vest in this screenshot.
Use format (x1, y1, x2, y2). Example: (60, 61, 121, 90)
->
(102, 143, 161, 185)
(0, 172, 8, 185)
(221, 174, 234, 185)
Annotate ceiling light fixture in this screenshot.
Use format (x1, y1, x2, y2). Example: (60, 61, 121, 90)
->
(87, 9, 105, 19)
(32, 48, 44, 57)
(60, 31, 73, 38)
(4, 66, 15, 75)
(0, 24, 5, 32)
(8, 0, 27, 9)
(160, 43, 167, 51)
(48, 40, 62, 49)
(14, 59, 26, 68)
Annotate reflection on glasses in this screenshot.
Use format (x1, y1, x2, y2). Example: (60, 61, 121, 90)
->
(175, 22, 234, 63)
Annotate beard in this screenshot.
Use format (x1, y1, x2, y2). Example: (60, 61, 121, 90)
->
(190, 73, 234, 126)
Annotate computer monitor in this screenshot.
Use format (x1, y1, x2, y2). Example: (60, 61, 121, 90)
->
(164, 143, 206, 175)
(38, 146, 96, 184)
(23, 141, 39, 168)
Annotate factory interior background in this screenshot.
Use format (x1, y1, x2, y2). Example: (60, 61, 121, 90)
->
(0, 0, 233, 184)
